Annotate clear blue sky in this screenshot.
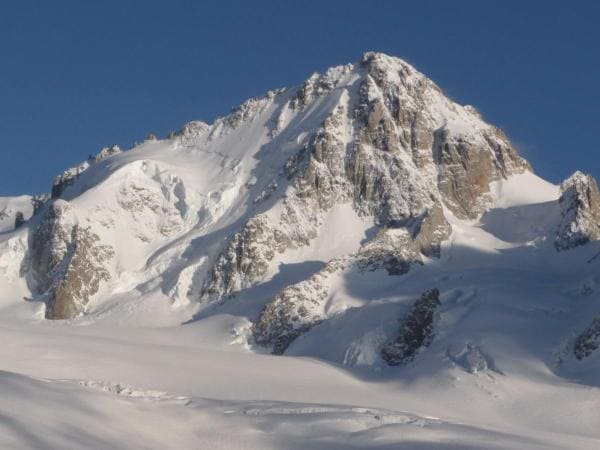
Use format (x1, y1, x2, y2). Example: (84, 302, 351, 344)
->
(1, 0, 599, 195)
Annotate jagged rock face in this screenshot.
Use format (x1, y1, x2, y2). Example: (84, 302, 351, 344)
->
(30, 201, 114, 319)
(555, 171, 600, 250)
(349, 62, 437, 224)
(358, 52, 529, 220)
(117, 174, 187, 241)
(224, 89, 283, 129)
(381, 288, 441, 366)
(435, 129, 494, 219)
(406, 204, 452, 258)
(169, 120, 211, 143)
(574, 316, 600, 360)
(435, 127, 529, 219)
(201, 52, 529, 303)
(356, 228, 420, 276)
(296, 117, 350, 211)
(202, 215, 287, 299)
(45, 226, 114, 320)
(30, 201, 77, 286)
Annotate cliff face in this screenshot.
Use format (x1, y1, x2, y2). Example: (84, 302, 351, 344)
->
(30, 200, 114, 319)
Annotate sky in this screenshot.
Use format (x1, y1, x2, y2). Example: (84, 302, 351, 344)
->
(0, 0, 599, 195)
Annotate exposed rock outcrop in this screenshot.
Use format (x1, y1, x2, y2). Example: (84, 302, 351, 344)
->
(30, 200, 114, 319)
(358, 52, 529, 220)
(253, 259, 346, 354)
(381, 288, 441, 366)
(30, 201, 77, 286)
(556, 171, 600, 251)
(355, 228, 420, 276)
(574, 316, 600, 360)
(202, 215, 287, 300)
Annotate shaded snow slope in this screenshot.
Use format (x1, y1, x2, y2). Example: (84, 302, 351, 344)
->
(0, 319, 599, 450)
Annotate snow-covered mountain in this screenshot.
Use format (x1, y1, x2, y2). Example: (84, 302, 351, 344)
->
(1, 52, 600, 449)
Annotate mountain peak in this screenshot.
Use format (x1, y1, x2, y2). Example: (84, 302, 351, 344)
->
(360, 51, 414, 70)
(0, 52, 588, 343)
(2, 49, 600, 449)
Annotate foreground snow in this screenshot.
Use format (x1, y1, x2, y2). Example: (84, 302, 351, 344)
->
(2, 207, 600, 450)
(1, 321, 598, 450)
(0, 370, 570, 450)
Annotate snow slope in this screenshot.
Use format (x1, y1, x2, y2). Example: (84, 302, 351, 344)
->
(2, 369, 575, 450)
(0, 52, 600, 449)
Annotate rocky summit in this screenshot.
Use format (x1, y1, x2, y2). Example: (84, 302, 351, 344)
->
(1, 51, 600, 449)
